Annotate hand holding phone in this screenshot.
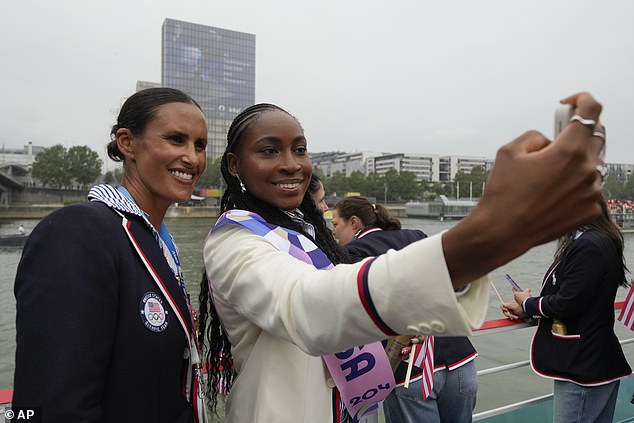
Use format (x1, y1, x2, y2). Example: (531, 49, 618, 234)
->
(504, 274, 522, 292)
(554, 105, 574, 138)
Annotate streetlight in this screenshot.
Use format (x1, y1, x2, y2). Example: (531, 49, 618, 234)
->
(384, 182, 387, 205)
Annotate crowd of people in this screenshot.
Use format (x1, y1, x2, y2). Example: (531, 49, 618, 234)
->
(12, 88, 626, 423)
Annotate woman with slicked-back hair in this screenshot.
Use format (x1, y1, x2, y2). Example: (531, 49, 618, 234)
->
(199, 92, 607, 423)
(14, 87, 208, 422)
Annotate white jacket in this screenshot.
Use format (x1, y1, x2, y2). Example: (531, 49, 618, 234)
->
(204, 224, 489, 422)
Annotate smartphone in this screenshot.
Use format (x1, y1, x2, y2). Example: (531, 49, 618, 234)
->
(554, 105, 574, 138)
(554, 104, 606, 159)
(504, 274, 523, 292)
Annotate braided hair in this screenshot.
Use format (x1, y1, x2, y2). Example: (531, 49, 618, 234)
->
(198, 103, 349, 412)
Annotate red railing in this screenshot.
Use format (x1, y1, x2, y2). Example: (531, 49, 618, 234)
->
(1, 302, 627, 406)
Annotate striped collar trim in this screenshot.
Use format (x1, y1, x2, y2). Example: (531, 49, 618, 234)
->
(88, 184, 146, 219)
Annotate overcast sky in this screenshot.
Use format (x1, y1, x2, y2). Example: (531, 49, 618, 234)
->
(2, 0, 633, 171)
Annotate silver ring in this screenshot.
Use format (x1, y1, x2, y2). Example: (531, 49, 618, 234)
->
(592, 130, 606, 141)
(570, 114, 597, 128)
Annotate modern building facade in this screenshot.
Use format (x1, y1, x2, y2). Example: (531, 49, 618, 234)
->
(311, 151, 383, 178)
(162, 19, 256, 159)
(0, 142, 43, 168)
(312, 151, 490, 183)
(367, 153, 440, 182)
(439, 155, 492, 182)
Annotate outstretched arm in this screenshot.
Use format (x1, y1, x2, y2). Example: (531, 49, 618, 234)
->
(443, 92, 604, 288)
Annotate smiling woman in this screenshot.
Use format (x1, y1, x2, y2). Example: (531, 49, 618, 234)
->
(197, 93, 607, 423)
(12, 88, 209, 422)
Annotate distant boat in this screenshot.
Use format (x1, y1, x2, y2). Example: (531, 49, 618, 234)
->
(0, 233, 28, 247)
(406, 195, 477, 220)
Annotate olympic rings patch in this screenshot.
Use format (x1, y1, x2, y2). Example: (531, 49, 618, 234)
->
(140, 292, 169, 332)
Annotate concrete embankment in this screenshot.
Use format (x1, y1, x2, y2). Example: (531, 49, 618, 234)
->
(0, 204, 407, 220)
(0, 205, 222, 220)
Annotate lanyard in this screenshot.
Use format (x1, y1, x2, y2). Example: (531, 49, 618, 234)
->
(116, 187, 193, 324)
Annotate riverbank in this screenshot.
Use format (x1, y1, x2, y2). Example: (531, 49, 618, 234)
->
(0, 205, 409, 220)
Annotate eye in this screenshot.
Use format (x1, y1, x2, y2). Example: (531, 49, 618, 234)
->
(166, 133, 186, 144)
(260, 147, 278, 156)
(195, 139, 207, 152)
(295, 145, 308, 154)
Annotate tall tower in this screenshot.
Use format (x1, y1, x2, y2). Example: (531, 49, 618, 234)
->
(162, 19, 256, 159)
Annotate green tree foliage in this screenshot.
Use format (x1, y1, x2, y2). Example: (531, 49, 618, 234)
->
(321, 169, 427, 203)
(32, 144, 102, 189)
(599, 174, 634, 200)
(325, 171, 350, 197)
(103, 167, 123, 185)
(348, 171, 367, 195)
(32, 145, 71, 189)
(199, 156, 223, 188)
(453, 165, 489, 198)
(67, 146, 103, 189)
(318, 167, 496, 203)
(361, 172, 385, 199)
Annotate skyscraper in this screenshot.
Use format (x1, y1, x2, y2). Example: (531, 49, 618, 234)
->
(162, 18, 255, 159)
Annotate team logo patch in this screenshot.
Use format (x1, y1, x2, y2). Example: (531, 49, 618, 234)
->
(140, 292, 169, 332)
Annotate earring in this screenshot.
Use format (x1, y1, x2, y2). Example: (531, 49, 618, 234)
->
(237, 176, 246, 193)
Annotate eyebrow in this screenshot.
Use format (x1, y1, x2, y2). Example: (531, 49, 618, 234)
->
(254, 135, 307, 144)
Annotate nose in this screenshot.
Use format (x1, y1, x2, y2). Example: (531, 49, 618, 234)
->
(279, 150, 302, 173)
(182, 142, 202, 167)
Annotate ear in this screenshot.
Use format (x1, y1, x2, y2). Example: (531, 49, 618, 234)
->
(226, 152, 240, 177)
(116, 128, 136, 160)
(350, 215, 362, 231)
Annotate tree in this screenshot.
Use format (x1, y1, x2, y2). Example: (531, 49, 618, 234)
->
(325, 171, 349, 197)
(390, 170, 419, 201)
(32, 144, 71, 189)
(453, 166, 489, 199)
(362, 172, 385, 199)
(199, 156, 223, 188)
(67, 146, 103, 189)
(32, 144, 103, 190)
(104, 167, 124, 185)
(348, 171, 367, 195)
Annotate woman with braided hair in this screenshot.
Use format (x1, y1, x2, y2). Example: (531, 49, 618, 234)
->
(199, 93, 606, 423)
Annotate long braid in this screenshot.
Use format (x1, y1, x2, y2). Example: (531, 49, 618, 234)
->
(199, 104, 349, 414)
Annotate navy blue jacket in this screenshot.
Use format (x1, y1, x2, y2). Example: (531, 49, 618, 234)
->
(13, 201, 196, 422)
(343, 227, 477, 383)
(525, 229, 632, 385)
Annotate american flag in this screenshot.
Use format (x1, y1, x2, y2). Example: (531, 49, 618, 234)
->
(148, 301, 161, 313)
(618, 286, 634, 331)
(411, 336, 434, 400)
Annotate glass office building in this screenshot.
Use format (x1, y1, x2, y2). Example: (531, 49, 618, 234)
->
(162, 19, 255, 159)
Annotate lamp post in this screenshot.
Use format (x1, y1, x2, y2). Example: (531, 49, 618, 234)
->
(384, 182, 387, 205)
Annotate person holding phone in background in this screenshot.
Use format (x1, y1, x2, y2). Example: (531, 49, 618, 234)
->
(501, 195, 631, 423)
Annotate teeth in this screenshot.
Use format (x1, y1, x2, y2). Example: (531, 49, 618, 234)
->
(278, 183, 299, 189)
(170, 170, 193, 180)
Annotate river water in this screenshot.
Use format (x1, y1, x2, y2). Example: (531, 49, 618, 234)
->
(1, 216, 633, 416)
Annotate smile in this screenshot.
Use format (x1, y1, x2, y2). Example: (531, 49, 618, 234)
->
(170, 170, 193, 180)
(276, 183, 300, 190)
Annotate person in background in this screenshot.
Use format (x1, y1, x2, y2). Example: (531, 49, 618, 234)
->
(309, 174, 329, 214)
(198, 92, 606, 423)
(332, 196, 478, 423)
(17, 224, 25, 235)
(13, 88, 208, 422)
(501, 195, 630, 423)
